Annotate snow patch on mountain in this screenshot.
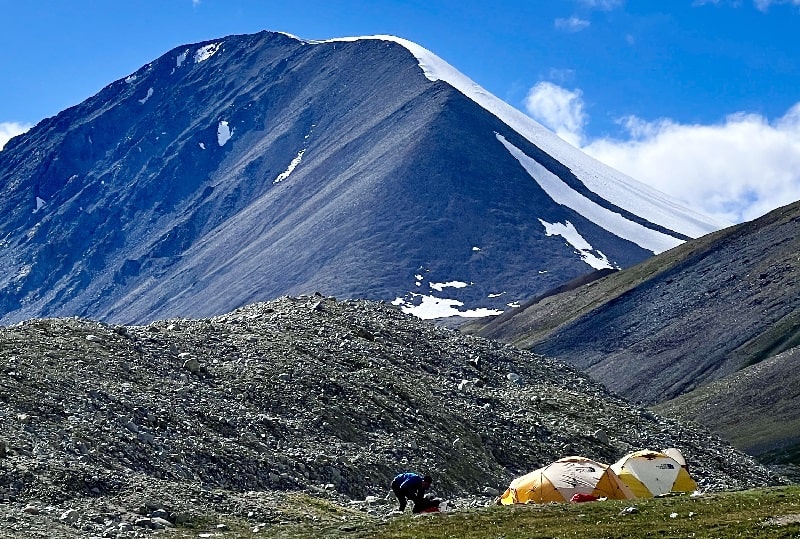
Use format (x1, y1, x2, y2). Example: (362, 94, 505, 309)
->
(138, 88, 154, 105)
(392, 293, 503, 319)
(430, 281, 468, 291)
(539, 219, 613, 270)
(217, 121, 232, 147)
(274, 149, 305, 184)
(392, 272, 502, 319)
(499, 134, 682, 254)
(195, 43, 221, 63)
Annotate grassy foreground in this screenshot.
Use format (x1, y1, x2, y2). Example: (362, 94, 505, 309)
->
(179, 486, 800, 538)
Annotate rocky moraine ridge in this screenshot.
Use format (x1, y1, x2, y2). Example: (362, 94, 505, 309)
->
(0, 296, 785, 536)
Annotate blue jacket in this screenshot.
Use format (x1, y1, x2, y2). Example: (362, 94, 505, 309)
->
(393, 473, 425, 496)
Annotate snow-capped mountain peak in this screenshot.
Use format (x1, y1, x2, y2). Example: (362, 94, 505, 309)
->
(0, 31, 725, 324)
(302, 34, 723, 244)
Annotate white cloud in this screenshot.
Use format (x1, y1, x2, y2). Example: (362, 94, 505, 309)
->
(524, 82, 587, 147)
(577, 0, 625, 10)
(522, 81, 800, 224)
(754, 0, 800, 10)
(555, 16, 591, 32)
(695, 0, 800, 9)
(582, 104, 800, 223)
(546, 68, 577, 83)
(0, 122, 32, 151)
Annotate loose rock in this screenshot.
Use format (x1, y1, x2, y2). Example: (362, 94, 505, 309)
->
(0, 297, 788, 538)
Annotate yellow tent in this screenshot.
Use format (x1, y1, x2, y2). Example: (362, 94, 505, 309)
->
(499, 456, 635, 504)
(610, 449, 698, 497)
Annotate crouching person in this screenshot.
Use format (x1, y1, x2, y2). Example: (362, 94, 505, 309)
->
(390, 472, 433, 513)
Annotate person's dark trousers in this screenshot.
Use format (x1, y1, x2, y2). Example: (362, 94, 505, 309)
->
(390, 479, 408, 511)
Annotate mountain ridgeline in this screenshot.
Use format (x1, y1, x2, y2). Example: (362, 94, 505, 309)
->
(0, 31, 718, 325)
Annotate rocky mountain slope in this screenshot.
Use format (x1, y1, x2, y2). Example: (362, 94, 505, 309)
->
(0, 297, 783, 537)
(0, 31, 720, 326)
(464, 200, 800, 465)
(467, 200, 800, 405)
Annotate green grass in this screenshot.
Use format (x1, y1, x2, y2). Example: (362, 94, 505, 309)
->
(173, 486, 800, 538)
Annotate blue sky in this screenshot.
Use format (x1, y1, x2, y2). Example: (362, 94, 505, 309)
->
(2, 0, 800, 224)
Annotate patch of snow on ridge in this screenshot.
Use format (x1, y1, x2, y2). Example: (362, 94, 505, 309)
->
(429, 281, 468, 291)
(392, 294, 502, 319)
(217, 121, 232, 147)
(499, 134, 682, 254)
(539, 219, 613, 270)
(177, 50, 188, 67)
(297, 33, 724, 238)
(138, 88, 154, 105)
(391, 272, 502, 319)
(274, 149, 305, 184)
(195, 43, 221, 63)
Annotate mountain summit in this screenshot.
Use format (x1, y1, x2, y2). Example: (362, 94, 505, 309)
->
(0, 31, 721, 324)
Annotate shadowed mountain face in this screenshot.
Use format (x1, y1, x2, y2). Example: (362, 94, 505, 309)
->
(0, 31, 715, 325)
(468, 199, 800, 403)
(471, 200, 800, 404)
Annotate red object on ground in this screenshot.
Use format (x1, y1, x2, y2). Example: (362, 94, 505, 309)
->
(570, 493, 599, 503)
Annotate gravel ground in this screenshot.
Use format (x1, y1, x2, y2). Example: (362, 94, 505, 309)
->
(0, 296, 787, 537)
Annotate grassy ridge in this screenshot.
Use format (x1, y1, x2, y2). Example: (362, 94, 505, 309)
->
(188, 486, 800, 538)
(654, 347, 800, 464)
